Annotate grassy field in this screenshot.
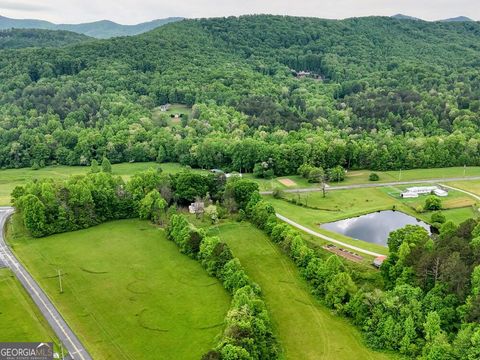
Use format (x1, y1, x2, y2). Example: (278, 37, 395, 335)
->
(445, 180, 480, 196)
(249, 166, 480, 191)
(379, 185, 476, 210)
(215, 222, 395, 360)
(0, 162, 206, 205)
(267, 186, 477, 254)
(152, 104, 192, 127)
(6, 217, 230, 360)
(0, 268, 60, 346)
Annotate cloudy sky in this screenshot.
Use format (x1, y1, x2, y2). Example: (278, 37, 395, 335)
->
(0, 0, 478, 24)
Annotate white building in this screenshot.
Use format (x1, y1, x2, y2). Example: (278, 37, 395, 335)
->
(434, 189, 448, 197)
(400, 192, 419, 198)
(400, 186, 448, 198)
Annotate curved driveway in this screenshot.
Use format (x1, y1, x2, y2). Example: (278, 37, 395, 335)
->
(0, 207, 92, 360)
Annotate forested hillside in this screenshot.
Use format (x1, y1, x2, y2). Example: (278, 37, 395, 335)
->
(0, 15, 183, 38)
(1, 15, 480, 173)
(0, 28, 91, 49)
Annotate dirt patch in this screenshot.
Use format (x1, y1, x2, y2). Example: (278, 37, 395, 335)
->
(278, 178, 297, 187)
(322, 244, 364, 263)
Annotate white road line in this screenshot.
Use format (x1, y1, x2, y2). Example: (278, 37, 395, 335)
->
(276, 213, 385, 257)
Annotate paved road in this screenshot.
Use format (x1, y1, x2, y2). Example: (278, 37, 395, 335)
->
(276, 213, 385, 257)
(260, 175, 480, 195)
(0, 207, 92, 360)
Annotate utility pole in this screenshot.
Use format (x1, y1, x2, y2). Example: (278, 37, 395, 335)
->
(399, 169, 402, 181)
(464, 164, 466, 177)
(58, 269, 63, 294)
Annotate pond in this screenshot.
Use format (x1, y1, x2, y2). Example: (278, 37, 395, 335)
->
(320, 210, 430, 246)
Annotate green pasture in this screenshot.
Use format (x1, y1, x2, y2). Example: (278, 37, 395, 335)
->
(0, 268, 59, 347)
(215, 222, 396, 360)
(6, 217, 230, 360)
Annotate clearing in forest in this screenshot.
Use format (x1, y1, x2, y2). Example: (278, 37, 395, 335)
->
(216, 222, 395, 360)
(6, 218, 230, 360)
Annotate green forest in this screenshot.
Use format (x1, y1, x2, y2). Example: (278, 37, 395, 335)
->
(0, 29, 91, 49)
(1, 16, 480, 174)
(12, 166, 480, 359)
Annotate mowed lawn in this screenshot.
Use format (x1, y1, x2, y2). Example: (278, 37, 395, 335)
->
(0, 162, 206, 205)
(0, 268, 59, 346)
(216, 222, 395, 360)
(6, 218, 230, 360)
(268, 188, 400, 254)
(248, 166, 480, 191)
(445, 180, 480, 196)
(267, 186, 478, 254)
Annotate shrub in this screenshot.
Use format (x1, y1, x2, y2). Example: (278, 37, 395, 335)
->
(425, 195, 442, 211)
(308, 167, 325, 183)
(369, 173, 380, 181)
(327, 166, 346, 182)
(297, 163, 315, 178)
(272, 187, 284, 199)
(431, 212, 446, 225)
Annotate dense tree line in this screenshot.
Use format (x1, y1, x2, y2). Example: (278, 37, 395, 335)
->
(1, 16, 480, 173)
(167, 214, 278, 359)
(12, 166, 226, 237)
(244, 186, 480, 359)
(13, 165, 480, 358)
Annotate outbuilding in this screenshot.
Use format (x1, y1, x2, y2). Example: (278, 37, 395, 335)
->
(373, 255, 387, 268)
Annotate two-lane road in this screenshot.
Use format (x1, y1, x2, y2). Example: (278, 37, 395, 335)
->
(0, 207, 92, 360)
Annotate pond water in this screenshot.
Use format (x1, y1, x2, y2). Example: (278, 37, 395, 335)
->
(320, 210, 430, 246)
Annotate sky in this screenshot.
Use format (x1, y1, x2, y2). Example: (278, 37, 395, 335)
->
(0, 0, 478, 24)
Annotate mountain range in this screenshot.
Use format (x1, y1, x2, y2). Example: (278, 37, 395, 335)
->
(391, 14, 474, 22)
(0, 15, 183, 38)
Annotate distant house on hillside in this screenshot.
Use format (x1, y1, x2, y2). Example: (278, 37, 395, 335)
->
(189, 201, 205, 215)
(159, 103, 171, 112)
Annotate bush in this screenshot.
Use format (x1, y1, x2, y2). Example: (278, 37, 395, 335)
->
(308, 167, 325, 183)
(431, 212, 446, 224)
(425, 195, 442, 211)
(369, 173, 380, 181)
(297, 163, 315, 178)
(272, 187, 284, 199)
(327, 166, 346, 182)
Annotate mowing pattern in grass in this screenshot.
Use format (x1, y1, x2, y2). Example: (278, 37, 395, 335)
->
(0, 162, 206, 205)
(0, 268, 59, 345)
(7, 218, 230, 360)
(216, 222, 394, 360)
